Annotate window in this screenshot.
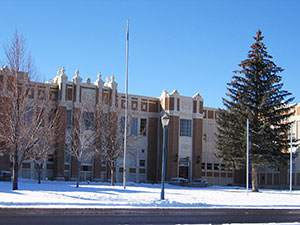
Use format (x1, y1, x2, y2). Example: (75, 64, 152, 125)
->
(139, 160, 145, 167)
(202, 163, 205, 170)
(26, 87, 34, 99)
(140, 118, 147, 136)
(180, 119, 192, 137)
(24, 106, 33, 124)
(66, 110, 72, 128)
(214, 163, 219, 171)
(81, 148, 93, 164)
(83, 112, 94, 130)
(83, 166, 89, 171)
(120, 116, 125, 133)
(67, 87, 73, 101)
(129, 168, 136, 173)
(64, 143, 71, 163)
(207, 163, 212, 170)
(221, 164, 226, 171)
(131, 118, 138, 135)
(47, 154, 54, 162)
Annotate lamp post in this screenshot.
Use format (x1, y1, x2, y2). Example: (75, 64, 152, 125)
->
(246, 119, 249, 195)
(161, 113, 169, 200)
(290, 124, 293, 195)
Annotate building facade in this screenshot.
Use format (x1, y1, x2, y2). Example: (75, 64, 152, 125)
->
(0, 66, 299, 188)
(232, 104, 300, 189)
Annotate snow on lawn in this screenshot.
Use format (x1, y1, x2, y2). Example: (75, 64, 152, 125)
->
(0, 179, 300, 208)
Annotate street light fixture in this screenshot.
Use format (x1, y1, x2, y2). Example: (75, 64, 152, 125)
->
(161, 113, 169, 200)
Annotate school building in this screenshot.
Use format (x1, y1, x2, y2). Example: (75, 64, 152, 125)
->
(0, 66, 299, 188)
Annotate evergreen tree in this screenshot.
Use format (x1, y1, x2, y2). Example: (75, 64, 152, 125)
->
(216, 30, 295, 192)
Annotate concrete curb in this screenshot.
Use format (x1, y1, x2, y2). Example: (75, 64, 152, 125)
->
(1, 208, 300, 216)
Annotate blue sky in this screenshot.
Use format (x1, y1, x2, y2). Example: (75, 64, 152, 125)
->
(1, 0, 299, 108)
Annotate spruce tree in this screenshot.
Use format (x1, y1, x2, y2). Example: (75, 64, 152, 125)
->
(216, 30, 295, 192)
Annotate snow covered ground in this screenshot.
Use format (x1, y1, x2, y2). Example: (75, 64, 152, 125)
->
(0, 179, 300, 209)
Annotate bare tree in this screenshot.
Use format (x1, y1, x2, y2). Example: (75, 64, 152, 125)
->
(28, 104, 58, 184)
(95, 106, 139, 186)
(0, 30, 58, 190)
(4, 30, 35, 79)
(30, 143, 53, 184)
(67, 102, 96, 188)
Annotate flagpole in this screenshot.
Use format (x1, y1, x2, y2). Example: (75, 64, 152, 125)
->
(123, 19, 129, 189)
(246, 119, 249, 195)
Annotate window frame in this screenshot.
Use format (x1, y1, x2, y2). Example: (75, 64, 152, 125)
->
(140, 118, 147, 136)
(130, 117, 138, 135)
(180, 119, 192, 137)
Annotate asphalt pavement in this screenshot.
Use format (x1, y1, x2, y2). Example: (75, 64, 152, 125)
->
(0, 208, 300, 224)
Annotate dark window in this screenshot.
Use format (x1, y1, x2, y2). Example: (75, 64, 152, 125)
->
(129, 168, 136, 173)
(67, 87, 73, 101)
(207, 163, 212, 170)
(214, 164, 219, 171)
(83, 166, 89, 171)
(47, 154, 54, 162)
(140, 118, 147, 136)
(221, 164, 226, 171)
(139, 160, 145, 167)
(180, 119, 192, 137)
(202, 163, 205, 170)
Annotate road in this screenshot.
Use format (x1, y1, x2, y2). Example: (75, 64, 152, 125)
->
(0, 208, 299, 224)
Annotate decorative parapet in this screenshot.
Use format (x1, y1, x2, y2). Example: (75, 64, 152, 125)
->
(159, 89, 205, 118)
(54, 67, 68, 84)
(94, 72, 104, 87)
(160, 89, 180, 113)
(109, 74, 118, 90)
(72, 68, 82, 85)
(170, 89, 179, 97)
(0, 66, 10, 74)
(60, 67, 68, 83)
(192, 93, 203, 101)
(192, 93, 204, 118)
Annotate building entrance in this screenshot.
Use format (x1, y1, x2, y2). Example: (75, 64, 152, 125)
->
(179, 166, 189, 179)
(80, 171, 93, 181)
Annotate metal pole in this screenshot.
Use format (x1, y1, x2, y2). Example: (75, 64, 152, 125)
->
(161, 125, 167, 200)
(123, 19, 129, 189)
(290, 124, 293, 194)
(246, 119, 249, 195)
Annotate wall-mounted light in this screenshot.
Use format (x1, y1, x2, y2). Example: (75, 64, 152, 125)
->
(173, 154, 178, 163)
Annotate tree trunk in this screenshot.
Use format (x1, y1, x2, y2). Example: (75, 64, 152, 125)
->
(12, 150, 19, 190)
(76, 161, 81, 188)
(38, 170, 41, 184)
(111, 168, 114, 186)
(251, 167, 259, 192)
(36, 163, 42, 184)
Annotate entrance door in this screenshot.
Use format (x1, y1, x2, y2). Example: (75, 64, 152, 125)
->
(179, 166, 189, 179)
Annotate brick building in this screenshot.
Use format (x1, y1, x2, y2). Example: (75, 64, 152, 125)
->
(0, 66, 299, 188)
